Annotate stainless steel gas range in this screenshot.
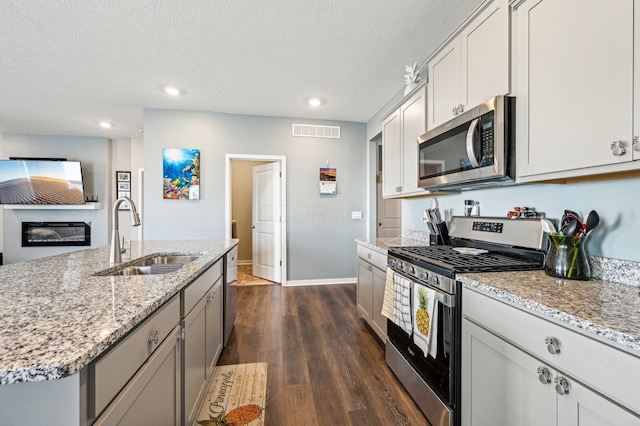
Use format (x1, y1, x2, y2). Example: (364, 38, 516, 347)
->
(385, 216, 549, 426)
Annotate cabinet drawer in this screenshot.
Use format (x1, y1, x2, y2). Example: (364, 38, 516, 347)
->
(184, 261, 222, 315)
(93, 294, 180, 417)
(357, 245, 387, 271)
(463, 287, 640, 415)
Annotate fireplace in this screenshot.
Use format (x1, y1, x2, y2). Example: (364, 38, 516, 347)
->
(22, 222, 91, 247)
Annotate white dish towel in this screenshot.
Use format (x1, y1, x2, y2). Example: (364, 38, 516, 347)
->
(412, 282, 438, 358)
(393, 272, 413, 335)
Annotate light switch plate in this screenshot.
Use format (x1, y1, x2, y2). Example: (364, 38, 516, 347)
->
(351, 211, 363, 220)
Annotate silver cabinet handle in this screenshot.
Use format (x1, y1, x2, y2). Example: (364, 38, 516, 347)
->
(555, 376, 570, 395)
(452, 106, 458, 115)
(465, 118, 481, 168)
(537, 366, 552, 385)
(545, 336, 561, 354)
(611, 140, 626, 156)
(148, 328, 160, 345)
(367, 265, 373, 272)
(367, 253, 371, 259)
(633, 136, 640, 152)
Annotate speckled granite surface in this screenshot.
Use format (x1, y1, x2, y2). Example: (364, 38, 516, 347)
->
(355, 236, 428, 254)
(0, 239, 238, 385)
(590, 256, 640, 287)
(460, 271, 640, 356)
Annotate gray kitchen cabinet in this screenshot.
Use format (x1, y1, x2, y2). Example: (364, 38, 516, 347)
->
(514, 0, 639, 181)
(381, 83, 427, 199)
(427, 0, 509, 130)
(356, 244, 387, 341)
(462, 287, 640, 425)
(184, 270, 224, 425)
(94, 325, 182, 425)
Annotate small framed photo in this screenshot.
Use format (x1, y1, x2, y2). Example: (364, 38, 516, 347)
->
(117, 171, 131, 182)
(117, 191, 130, 210)
(117, 181, 130, 191)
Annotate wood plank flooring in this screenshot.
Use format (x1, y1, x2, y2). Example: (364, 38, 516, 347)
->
(217, 284, 430, 425)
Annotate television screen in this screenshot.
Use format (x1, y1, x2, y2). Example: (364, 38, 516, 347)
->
(0, 160, 86, 205)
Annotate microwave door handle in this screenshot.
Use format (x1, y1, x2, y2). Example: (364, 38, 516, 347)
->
(466, 117, 481, 168)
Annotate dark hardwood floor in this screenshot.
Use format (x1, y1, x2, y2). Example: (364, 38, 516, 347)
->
(217, 284, 430, 425)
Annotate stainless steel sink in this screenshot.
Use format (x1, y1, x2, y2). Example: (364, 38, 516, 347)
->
(95, 253, 201, 276)
(131, 255, 200, 267)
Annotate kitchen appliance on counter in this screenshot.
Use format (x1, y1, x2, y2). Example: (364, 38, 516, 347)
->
(223, 245, 238, 346)
(385, 216, 548, 426)
(418, 96, 515, 192)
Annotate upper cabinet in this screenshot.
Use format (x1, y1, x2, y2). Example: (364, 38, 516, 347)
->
(427, 0, 510, 130)
(382, 84, 427, 198)
(514, 0, 639, 181)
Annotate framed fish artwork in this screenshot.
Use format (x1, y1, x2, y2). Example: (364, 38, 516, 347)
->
(162, 148, 200, 200)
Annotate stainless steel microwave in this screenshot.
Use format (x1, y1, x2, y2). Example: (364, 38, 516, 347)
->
(417, 96, 515, 191)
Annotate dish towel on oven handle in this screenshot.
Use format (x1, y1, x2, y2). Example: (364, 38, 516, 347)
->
(393, 271, 413, 335)
(381, 267, 395, 320)
(413, 282, 438, 358)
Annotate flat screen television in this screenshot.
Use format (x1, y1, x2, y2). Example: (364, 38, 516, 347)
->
(0, 160, 86, 205)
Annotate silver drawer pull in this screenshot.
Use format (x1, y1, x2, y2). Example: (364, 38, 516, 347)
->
(537, 366, 552, 385)
(148, 328, 160, 345)
(545, 336, 561, 354)
(555, 376, 570, 395)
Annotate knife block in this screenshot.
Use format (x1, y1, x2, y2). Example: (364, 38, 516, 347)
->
(430, 234, 446, 245)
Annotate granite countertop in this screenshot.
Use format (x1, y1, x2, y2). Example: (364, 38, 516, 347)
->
(355, 237, 428, 254)
(0, 239, 238, 385)
(460, 270, 640, 356)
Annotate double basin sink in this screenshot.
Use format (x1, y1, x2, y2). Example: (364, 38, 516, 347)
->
(95, 254, 201, 276)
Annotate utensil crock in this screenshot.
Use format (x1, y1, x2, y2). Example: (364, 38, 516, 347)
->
(544, 233, 591, 280)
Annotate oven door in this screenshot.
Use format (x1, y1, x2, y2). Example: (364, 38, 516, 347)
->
(417, 95, 514, 191)
(385, 270, 460, 425)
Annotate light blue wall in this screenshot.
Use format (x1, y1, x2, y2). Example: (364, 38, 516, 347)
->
(402, 177, 640, 262)
(143, 109, 367, 281)
(2, 134, 110, 263)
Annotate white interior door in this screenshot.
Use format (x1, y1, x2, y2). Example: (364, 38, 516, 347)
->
(252, 162, 282, 283)
(377, 180, 401, 237)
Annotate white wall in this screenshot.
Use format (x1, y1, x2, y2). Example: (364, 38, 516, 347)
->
(2, 134, 111, 263)
(143, 109, 367, 281)
(402, 177, 640, 262)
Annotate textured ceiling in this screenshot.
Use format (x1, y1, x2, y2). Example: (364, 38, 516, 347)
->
(0, 0, 481, 139)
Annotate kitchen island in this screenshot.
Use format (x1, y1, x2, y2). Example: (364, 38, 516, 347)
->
(0, 239, 238, 425)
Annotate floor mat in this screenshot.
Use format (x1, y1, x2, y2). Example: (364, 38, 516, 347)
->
(196, 362, 268, 426)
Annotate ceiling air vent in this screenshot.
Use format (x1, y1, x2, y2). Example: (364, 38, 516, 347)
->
(292, 124, 340, 139)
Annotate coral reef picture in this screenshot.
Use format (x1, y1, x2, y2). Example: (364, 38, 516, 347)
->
(163, 148, 200, 200)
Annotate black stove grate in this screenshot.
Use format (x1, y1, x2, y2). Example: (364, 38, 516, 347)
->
(389, 245, 544, 274)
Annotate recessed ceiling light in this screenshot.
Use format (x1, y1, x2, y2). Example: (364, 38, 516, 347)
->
(99, 121, 112, 128)
(164, 86, 181, 96)
(308, 97, 323, 107)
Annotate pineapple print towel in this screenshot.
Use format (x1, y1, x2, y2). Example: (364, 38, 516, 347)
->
(413, 283, 438, 358)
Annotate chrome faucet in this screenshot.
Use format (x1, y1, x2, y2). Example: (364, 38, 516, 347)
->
(110, 196, 141, 264)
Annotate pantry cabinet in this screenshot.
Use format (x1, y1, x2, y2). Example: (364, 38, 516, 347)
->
(427, 0, 509, 130)
(356, 244, 387, 341)
(381, 84, 427, 198)
(514, 0, 638, 180)
(462, 287, 640, 425)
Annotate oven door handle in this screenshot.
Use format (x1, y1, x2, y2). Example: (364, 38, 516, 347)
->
(465, 117, 481, 168)
(432, 290, 455, 308)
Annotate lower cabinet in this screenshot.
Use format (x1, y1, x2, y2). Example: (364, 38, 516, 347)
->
(94, 325, 182, 425)
(356, 244, 387, 342)
(184, 275, 224, 425)
(462, 288, 640, 426)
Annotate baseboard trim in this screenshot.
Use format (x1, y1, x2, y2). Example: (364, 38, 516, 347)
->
(285, 277, 356, 287)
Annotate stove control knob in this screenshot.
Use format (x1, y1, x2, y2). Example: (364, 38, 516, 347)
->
(404, 265, 415, 275)
(428, 276, 439, 287)
(419, 271, 429, 281)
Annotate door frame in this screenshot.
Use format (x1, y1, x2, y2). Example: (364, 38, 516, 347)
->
(224, 154, 287, 286)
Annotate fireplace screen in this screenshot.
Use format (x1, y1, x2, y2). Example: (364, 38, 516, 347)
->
(22, 222, 91, 247)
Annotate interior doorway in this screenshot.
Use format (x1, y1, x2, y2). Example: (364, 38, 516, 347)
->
(225, 154, 287, 286)
(377, 143, 401, 237)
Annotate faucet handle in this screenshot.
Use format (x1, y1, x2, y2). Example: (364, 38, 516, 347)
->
(120, 236, 127, 254)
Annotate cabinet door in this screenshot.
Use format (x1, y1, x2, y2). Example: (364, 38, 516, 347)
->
(515, 0, 633, 178)
(634, 2, 640, 162)
(356, 258, 373, 321)
(400, 85, 427, 196)
(462, 319, 556, 426)
(557, 376, 640, 426)
(184, 294, 208, 425)
(382, 110, 402, 197)
(206, 278, 224, 378)
(371, 265, 387, 341)
(95, 326, 182, 426)
(428, 38, 461, 130)
(460, 0, 509, 109)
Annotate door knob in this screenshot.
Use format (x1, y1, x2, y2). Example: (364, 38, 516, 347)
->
(251, 225, 255, 229)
